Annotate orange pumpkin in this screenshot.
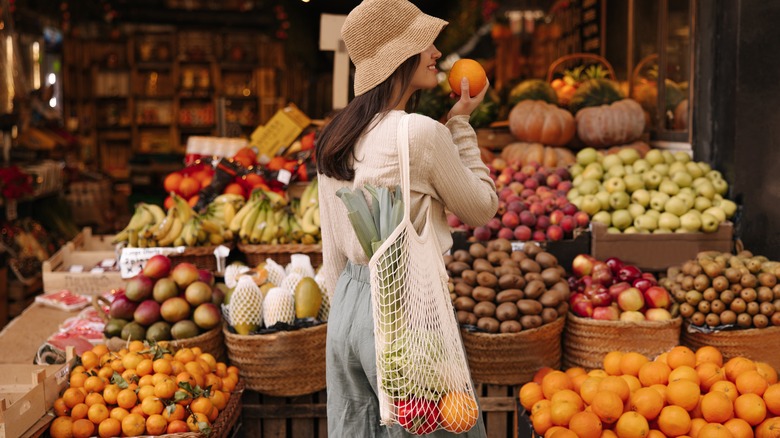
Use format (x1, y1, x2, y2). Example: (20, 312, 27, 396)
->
(508, 100, 576, 146)
(500, 142, 575, 168)
(575, 98, 645, 148)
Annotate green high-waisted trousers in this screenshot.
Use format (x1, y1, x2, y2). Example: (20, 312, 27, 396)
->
(326, 261, 487, 437)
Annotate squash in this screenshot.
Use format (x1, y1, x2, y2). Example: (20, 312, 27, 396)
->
(575, 99, 646, 148)
(500, 142, 576, 168)
(605, 141, 651, 157)
(568, 78, 623, 114)
(508, 100, 575, 147)
(508, 79, 558, 106)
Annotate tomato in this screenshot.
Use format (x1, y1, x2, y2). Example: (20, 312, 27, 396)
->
(395, 398, 439, 435)
(300, 132, 316, 151)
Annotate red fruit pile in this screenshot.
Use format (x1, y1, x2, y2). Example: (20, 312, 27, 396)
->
(568, 255, 674, 321)
(448, 162, 590, 243)
(163, 162, 215, 209)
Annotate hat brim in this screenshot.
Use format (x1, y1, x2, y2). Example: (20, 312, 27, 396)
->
(353, 14, 447, 96)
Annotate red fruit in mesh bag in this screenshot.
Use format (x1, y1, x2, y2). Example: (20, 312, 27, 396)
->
(396, 398, 439, 435)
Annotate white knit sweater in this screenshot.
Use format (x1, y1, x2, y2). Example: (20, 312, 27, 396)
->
(317, 111, 498, 294)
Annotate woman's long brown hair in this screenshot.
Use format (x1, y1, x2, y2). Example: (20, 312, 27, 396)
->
(316, 55, 422, 181)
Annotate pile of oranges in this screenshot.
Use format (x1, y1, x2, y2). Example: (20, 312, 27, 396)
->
(521, 346, 780, 438)
(49, 341, 239, 438)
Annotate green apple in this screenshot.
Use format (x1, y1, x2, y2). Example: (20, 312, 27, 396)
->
(602, 154, 623, 170)
(580, 195, 602, 215)
(720, 199, 738, 218)
(650, 192, 670, 212)
(609, 191, 631, 210)
(578, 179, 600, 196)
(645, 209, 661, 220)
(671, 171, 693, 188)
(623, 174, 644, 193)
(634, 214, 658, 231)
(674, 151, 691, 163)
(675, 228, 690, 233)
(698, 162, 712, 174)
(567, 189, 581, 201)
(572, 175, 584, 187)
(571, 197, 582, 209)
(576, 147, 600, 166)
(658, 212, 681, 230)
(624, 226, 640, 234)
(695, 180, 716, 200)
(659, 179, 681, 196)
(662, 150, 675, 164)
(582, 163, 604, 180)
(606, 165, 627, 178)
(617, 148, 641, 165)
(570, 163, 584, 177)
(664, 196, 688, 216)
(643, 170, 663, 190)
(694, 196, 712, 212)
(611, 209, 633, 230)
(712, 178, 729, 196)
(701, 213, 720, 233)
(692, 177, 709, 188)
(628, 203, 646, 219)
(632, 159, 651, 174)
(669, 162, 687, 176)
(685, 161, 704, 178)
(631, 189, 651, 207)
(653, 163, 670, 176)
(707, 170, 723, 181)
(604, 177, 626, 194)
(680, 211, 702, 232)
(592, 211, 612, 227)
(676, 193, 695, 210)
(654, 228, 673, 234)
(623, 165, 635, 175)
(703, 207, 727, 223)
(645, 149, 664, 166)
(607, 227, 621, 234)
(595, 191, 611, 210)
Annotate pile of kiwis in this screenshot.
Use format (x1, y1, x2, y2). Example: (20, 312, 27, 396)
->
(660, 250, 780, 329)
(445, 238, 571, 334)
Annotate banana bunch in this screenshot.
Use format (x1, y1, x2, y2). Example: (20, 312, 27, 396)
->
(294, 179, 320, 245)
(230, 188, 316, 245)
(112, 203, 167, 247)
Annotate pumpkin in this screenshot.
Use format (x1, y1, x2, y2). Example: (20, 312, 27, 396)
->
(500, 142, 576, 168)
(508, 79, 558, 106)
(568, 78, 624, 114)
(605, 141, 651, 157)
(575, 99, 646, 148)
(508, 100, 575, 146)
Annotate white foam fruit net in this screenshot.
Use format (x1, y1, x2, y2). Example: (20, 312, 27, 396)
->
(263, 286, 295, 327)
(265, 258, 287, 287)
(369, 228, 479, 434)
(314, 272, 330, 321)
(281, 272, 304, 295)
(224, 263, 251, 289)
(286, 253, 316, 278)
(227, 275, 264, 328)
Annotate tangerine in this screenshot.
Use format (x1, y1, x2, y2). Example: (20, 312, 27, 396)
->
(164, 173, 183, 194)
(155, 378, 178, 399)
(209, 390, 229, 411)
(69, 372, 88, 389)
(186, 412, 211, 433)
(146, 414, 168, 435)
(116, 388, 138, 410)
(167, 419, 189, 433)
(80, 351, 100, 371)
(88, 403, 110, 425)
(97, 418, 121, 438)
(568, 410, 602, 438)
(658, 405, 692, 437)
(141, 396, 164, 416)
(109, 407, 130, 422)
(121, 413, 146, 437)
(84, 392, 105, 407)
(670, 365, 701, 384)
(53, 398, 69, 417)
(71, 419, 95, 438)
(163, 403, 186, 422)
(63, 387, 86, 408)
(532, 407, 553, 435)
(49, 416, 74, 438)
(448, 59, 487, 97)
(614, 411, 649, 438)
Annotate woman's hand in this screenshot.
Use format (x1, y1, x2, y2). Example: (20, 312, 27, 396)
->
(447, 77, 490, 120)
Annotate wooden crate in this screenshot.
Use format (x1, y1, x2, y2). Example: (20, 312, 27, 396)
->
(42, 246, 122, 295)
(70, 227, 117, 253)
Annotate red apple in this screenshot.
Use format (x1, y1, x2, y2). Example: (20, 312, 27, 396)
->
(524, 178, 539, 190)
(645, 308, 673, 321)
(604, 257, 624, 276)
(491, 158, 507, 171)
(608, 281, 632, 301)
(498, 187, 514, 201)
(509, 181, 524, 195)
(486, 217, 502, 232)
(573, 211, 590, 228)
(498, 227, 515, 240)
(591, 262, 614, 286)
(546, 225, 564, 241)
(546, 174, 562, 189)
(571, 297, 594, 318)
(641, 272, 658, 283)
(512, 172, 527, 183)
(644, 286, 672, 309)
(507, 194, 524, 204)
(562, 203, 578, 216)
(620, 311, 646, 322)
(447, 213, 463, 228)
(507, 201, 525, 214)
(519, 211, 536, 227)
(618, 265, 643, 283)
(502, 211, 520, 228)
(473, 226, 492, 241)
(584, 284, 612, 307)
(549, 210, 564, 225)
(514, 225, 532, 241)
(617, 287, 645, 312)
(536, 215, 551, 230)
(577, 275, 594, 292)
(532, 230, 546, 242)
(572, 254, 596, 277)
(560, 216, 576, 234)
(593, 306, 620, 321)
(558, 181, 573, 192)
(529, 202, 545, 216)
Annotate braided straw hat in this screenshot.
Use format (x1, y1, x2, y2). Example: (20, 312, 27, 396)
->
(341, 0, 448, 96)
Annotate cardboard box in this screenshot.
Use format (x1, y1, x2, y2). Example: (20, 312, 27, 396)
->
(42, 245, 123, 295)
(590, 222, 734, 272)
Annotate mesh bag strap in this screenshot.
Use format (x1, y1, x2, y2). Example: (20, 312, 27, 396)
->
(397, 114, 412, 219)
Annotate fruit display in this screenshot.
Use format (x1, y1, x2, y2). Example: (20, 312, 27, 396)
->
(446, 240, 571, 334)
(48, 342, 240, 438)
(661, 250, 780, 329)
(162, 161, 215, 209)
(222, 254, 328, 335)
(568, 254, 675, 321)
(449, 162, 589, 243)
(508, 79, 559, 106)
(550, 64, 611, 107)
(103, 255, 223, 343)
(521, 345, 780, 438)
(568, 147, 737, 234)
(231, 179, 320, 245)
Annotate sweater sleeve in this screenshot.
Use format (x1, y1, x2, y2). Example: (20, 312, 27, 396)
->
(318, 184, 347, 298)
(414, 114, 498, 226)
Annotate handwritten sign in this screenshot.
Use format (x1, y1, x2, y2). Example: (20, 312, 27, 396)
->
(251, 103, 311, 162)
(119, 247, 185, 279)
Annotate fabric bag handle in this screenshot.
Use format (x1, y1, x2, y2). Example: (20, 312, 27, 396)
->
(396, 114, 412, 219)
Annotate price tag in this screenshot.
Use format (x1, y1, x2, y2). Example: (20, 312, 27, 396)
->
(100, 258, 116, 268)
(90, 267, 105, 274)
(511, 241, 525, 252)
(119, 247, 185, 278)
(277, 169, 292, 185)
(69, 265, 84, 273)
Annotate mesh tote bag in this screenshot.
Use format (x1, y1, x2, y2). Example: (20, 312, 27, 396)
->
(368, 114, 479, 434)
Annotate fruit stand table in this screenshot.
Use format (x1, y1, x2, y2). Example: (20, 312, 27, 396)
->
(0, 302, 74, 364)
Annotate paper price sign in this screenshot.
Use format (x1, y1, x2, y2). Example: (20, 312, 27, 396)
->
(119, 247, 185, 278)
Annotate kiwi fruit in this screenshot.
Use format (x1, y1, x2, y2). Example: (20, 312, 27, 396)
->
(523, 242, 543, 257)
(489, 238, 512, 253)
(524, 272, 542, 283)
(550, 281, 571, 296)
(472, 286, 497, 302)
(472, 259, 493, 273)
(520, 315, 543, 329)
(454, 282, 474, 298)
(556, 301, 569, 316)
(519, 258, 541, 274)
(495, 302, 519, 322)
(496, 289, 524, 303)
(477, 317, 500, 333)
(474, 301, 497, 318)
(457, 310, 477, 325)
(453, 296, 476, 312)
(443, 254, 453, 266)
(539, 290, 564, 308)
(515, 299, 543, 316)
(500, 258, 518, 267)
(774, 284, 780, 300)
(540, 268, 562, 287)
(448, 261, 470, 277)
(468, 243, 487, 259)
(524, 280, 546, 299)
(541, 307, 559, 324)
(772, 312, 780, 326)
(487, 251, 509, 266)
(461, 270, 478, 286)
(453, 249, 473, 264)
(510, 251, 528, 264)
(476, 272, 498, 288)
(535, 252, 558, 269)
(499, 320, 522, 333)
(495, 265, 522, 277)
(498, 274, 525, 290)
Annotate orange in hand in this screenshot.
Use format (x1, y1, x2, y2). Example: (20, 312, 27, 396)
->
(448, 59, 487, 97)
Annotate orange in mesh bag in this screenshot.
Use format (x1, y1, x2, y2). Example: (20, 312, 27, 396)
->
(337, 115, 479, 434)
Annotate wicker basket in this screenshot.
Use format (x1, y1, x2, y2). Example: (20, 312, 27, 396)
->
(223, 323, 326, 396)
(563, 313, 682, 370)
(546, 53, 617, 83)
(158, 380, 244, 438)
(166, 326, 226, 362)
(680, 322, 780, 371)
(462, 316, 565, 385)
(238, 242, 323, 268)
(169, 243, 233, 272)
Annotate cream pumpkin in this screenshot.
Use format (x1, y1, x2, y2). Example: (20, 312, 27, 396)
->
(575, 98, 645, 148)
(500, 142, 576, 168)
(508, 100, 576, 146)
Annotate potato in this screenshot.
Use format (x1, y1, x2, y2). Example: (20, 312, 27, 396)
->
(498, 274, 525, 290)
(448, 261, 470, 277)
(500, 320, 523, 333)
(469, 243, 487, 259)
(496, 289, 524, 303)
(521, 315, 543, 329)
(495, 302, 519, 321)
(473, 301, 497, 318)
(454, 282, 474, 298)
(477, 317, 500, 333)
(516, 299, 543, 315)
(472, 286, 497, 302)
(476, 272, 498, 288)
(453, 296, 476, 312)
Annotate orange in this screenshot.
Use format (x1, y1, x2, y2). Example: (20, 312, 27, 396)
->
(448, 59, 487, 97)
(667, 346, 697, 369)
(520, 382, 545, 411)
(601, 430, 618, 438)
(116, 388, 138, 410)
(629, 387, 664, 421)
(54, 397, 69, 417)
(137, 384, 156, 402)
(146, 414, 168, 435)
(97, 418, 121, 438)
(141, 396, 164, 416)
(737, 370, 769, 396)
(138, 374, 154, 388)
(153, 358, 173, 375)
(646, 431, 665, 438)
(186, 412, 211, 433)
(71, 418, 95, 438)
(49, 416, 74, 438)
(532, 407, 553, 435)
(568, 411, 602, 438)
(620, 352, 650, 377)
(121, 413, 146, 437)
(603, 351, 625, 376)
(764, 383, 780, 415)
(690, 394, 704, 419)
(711, 380, 740, 403)
(542, 371, 574, 399)
(63, 387, 86, 408)
(650, 384, 668, 403)
(155, 378, 178, 399)
(163, 403, 186, 422)
(701, 390, 734, 423)
(666, 379, 701, 411)
(572, 374, 589, 394)
(670, 365, 701, 385)
(178, 177, 201, 198)
(597, 376, 631, 403)
(109, 407, 130, 422)
(551, 390, 583, 408)
(735, 393, 767, 426)
(533, 399, 552, 415)
(689, 417, 708, 438)
(614, 411, 649, 438)
(136, 358, 153, 376)
(658, 405, 692, 437)
(756, 417, 780, 438)
(697, 361, 726, 391)
(545, 426, 567, 438)
(439, 391, 479, 433)
(80, 351, 100, 371)
(724, 418, 754, 438)
(88, 403, 110, 425)
(566, 367, 588, 380)
(638, 361, 671, 387)
(695, 346, 724, 367)
(620, 375, 642, 394)
(588, 369, 609, 379)
(209, 390, 229, 411)
(84, 392, 104, 407)
(757, 362, 779, 385)
(591, 391, 624, 424)
(71, 403, 89, 420)
(198, 353, 217, 371)
(698, 423, 736, 438)
(69, 372, 88, 389)
(725, 357, 758, 382)
(550, 400, 581, 427)
(164, 172, 183, 194)
(655, 352, 669, 365)
(167, 419, 189, 433)
(548, 429, 578, 438)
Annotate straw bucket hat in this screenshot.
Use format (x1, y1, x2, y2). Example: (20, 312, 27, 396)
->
(341, 0, 448, 96)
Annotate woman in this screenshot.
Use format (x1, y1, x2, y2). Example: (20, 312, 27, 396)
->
(316, 0, 498, 435)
